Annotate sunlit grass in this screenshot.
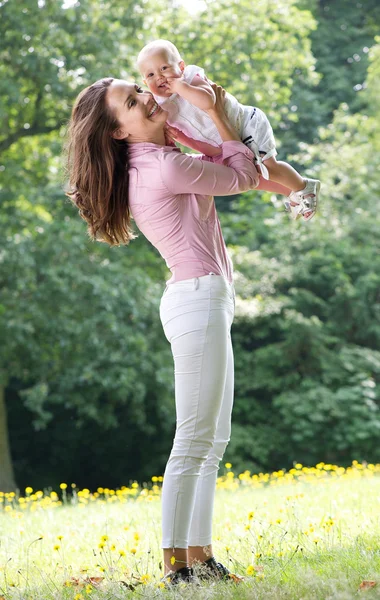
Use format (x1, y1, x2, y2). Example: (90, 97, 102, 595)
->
(1, 462, 380, 599)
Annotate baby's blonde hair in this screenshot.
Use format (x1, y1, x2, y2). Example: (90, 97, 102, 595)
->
(137, 39, 182, 72)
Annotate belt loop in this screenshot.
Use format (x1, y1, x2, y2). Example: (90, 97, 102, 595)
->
(194, 277, 199, 290)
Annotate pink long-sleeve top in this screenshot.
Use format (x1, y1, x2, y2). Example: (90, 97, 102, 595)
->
(128, 140, 258, 284)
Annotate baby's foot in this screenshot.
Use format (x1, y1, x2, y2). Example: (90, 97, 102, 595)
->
(284, 179, 320, 221)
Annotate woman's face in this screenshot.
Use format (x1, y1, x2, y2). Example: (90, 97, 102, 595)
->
(106, 79, 167, 143)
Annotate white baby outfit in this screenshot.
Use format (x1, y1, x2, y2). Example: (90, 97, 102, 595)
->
(156, 64, 277, 179)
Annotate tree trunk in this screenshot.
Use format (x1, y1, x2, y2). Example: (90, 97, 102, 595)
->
(0, 384, 17, 492)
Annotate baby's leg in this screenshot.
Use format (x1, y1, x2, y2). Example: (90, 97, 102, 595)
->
(255, 176, 291, 196)
(262, 156, 304, 193)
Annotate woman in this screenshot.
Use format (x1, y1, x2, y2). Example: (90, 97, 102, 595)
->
(66, 77, 258, 584)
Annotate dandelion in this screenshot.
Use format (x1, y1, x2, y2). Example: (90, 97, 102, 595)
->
(248, 511, 254, 520)
(98, 542, 105, 550)
(57, 535, 63, 540)
(110, 544, 116, 551)
(119, 549, 126, 557)
(131, 548, 137, 554)
(60, 483, 67, 490)
(53, 545, 60, 551)
(246, 565, 255, 575)
(100, 535, 108, 542)
(141, 574, 151, 584)
(225, 463, 232, 469)
(85, 584, 92, 594)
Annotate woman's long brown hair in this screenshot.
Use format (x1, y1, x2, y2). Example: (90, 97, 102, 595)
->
(65, 77, 136, 246)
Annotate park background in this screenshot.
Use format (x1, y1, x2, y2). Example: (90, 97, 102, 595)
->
(0, 0, 379, 493)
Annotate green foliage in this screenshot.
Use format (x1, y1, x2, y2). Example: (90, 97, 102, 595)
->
(0, 0, 146, 151)
(1, 1, 379, 488)
(222, 46, 380, 473)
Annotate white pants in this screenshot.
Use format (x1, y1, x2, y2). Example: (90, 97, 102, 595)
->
(159, 274, 235, 548)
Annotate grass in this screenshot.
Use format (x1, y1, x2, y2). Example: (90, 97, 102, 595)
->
(1, 462, 380, 599)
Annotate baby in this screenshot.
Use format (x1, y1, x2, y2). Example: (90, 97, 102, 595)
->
(137, 39, 320, 221)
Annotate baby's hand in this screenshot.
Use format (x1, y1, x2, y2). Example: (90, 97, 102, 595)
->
(166, 75, 185, 95)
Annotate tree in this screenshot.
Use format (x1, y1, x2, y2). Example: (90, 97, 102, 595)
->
(221, 42, 380, 472)
(0, 0, 147, 152)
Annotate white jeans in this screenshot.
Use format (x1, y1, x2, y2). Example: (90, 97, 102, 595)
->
(159, 274, 235, 548)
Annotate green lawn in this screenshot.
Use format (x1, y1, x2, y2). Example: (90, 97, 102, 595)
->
(1, 463, 380, 599)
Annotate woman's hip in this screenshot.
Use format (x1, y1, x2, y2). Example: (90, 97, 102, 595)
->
(159, 274, 235, 340)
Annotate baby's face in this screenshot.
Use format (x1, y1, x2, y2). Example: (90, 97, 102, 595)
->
(139, 50, 184, 98)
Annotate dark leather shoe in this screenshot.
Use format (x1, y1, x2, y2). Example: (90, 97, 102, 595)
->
(161, 566, 197, 586)
(200, 556, 244, 582)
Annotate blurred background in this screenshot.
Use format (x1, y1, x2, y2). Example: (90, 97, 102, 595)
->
(1, 0, 379, 492)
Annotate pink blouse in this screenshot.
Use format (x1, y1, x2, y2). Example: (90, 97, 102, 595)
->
(128, 140, 258, 284)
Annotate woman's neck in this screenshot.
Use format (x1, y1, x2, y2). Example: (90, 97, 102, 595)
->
(128, 130, 167, 146)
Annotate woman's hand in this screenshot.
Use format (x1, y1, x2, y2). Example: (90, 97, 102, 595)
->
(165, 124, 222, 156)
(205, 83, 227, 119)
(205, 83, 241, 143)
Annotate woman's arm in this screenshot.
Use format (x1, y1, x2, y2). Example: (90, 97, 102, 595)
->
(160, 142, 259, 196)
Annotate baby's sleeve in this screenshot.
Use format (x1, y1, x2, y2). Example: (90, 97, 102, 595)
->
(183, 64, 208, 85)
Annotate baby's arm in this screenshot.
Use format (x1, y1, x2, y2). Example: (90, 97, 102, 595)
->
(166, 74, 216, 111)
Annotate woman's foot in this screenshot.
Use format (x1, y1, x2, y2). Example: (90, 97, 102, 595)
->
(284, 178, 320, 221)
(197, 556, 244, 583)
(161, 566, 198, 586)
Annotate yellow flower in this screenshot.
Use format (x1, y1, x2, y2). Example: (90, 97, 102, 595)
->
(140, 574, 150, 584)
(248, 511, 254, 520)
(225, 463, 232, 469)
(57, 535, 63, 540)
(110, 544, 116, 551)
(74, 595, 84, 600)
(170, 556, 176, 565)
(25, 487, 33, 494)
(101, 535, 108, 542)
(60, 483, 67, 490)
(131, 548, 137, 554)
(98, 542, 105, 549)
(246, 565, 255, 576)
(53, 544, 60, 551)
(157, 582, 165, 589)
(85, 584, 92, 594)
(119, 549, 126, 557)
(134, 532, 140, 541)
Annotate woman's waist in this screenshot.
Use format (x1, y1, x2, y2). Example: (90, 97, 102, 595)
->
(164, 272, 234, 295)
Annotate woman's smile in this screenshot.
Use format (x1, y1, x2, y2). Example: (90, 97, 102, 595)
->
(148, 101, 161, 118)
